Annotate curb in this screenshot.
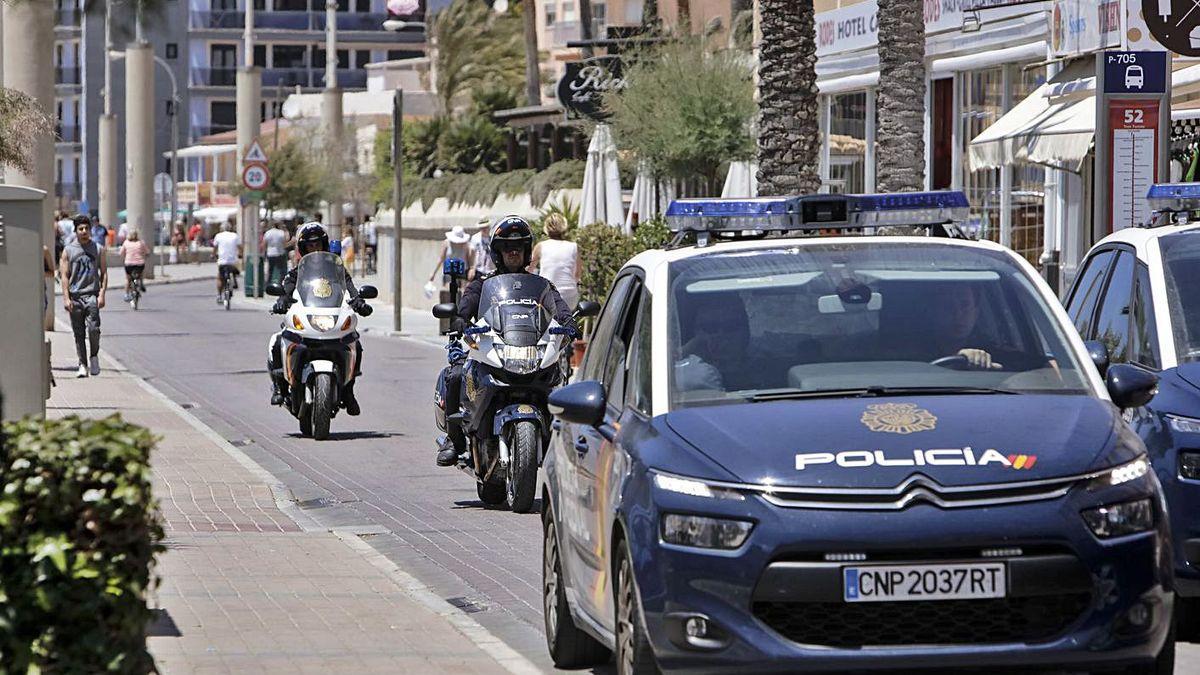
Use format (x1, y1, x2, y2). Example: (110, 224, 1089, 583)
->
(68, 326, 544, 675)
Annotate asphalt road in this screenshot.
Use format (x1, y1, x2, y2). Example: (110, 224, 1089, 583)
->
(72, 280, 1200, 674)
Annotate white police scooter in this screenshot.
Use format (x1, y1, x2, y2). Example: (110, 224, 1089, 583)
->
(266, 251, 376, 440)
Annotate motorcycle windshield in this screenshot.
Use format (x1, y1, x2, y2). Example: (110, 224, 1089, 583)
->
(295, 252, 347, 308)
(479, 274, 554, 347)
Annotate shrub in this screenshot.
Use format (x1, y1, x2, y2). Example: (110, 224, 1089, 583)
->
(0, 415, 164, 673)
(439, 115, 507, 174)
(402, 160, 585, 211)
(575, 223, 642, 305)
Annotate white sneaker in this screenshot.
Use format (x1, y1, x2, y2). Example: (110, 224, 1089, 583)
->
(89, 356, 100, 376)
(76, 364, 88, 378)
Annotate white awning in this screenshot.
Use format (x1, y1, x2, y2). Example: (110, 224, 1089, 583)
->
(969, 82, 1096, 172)
(191, 205, 239, 224)
(168, 144, 237, 159)
(817, 71, 879, 95)
(928, 41, 1046, 77)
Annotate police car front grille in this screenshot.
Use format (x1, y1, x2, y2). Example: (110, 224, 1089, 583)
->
(754, 472, 1088, 511)
(753, 593, 1091, 647)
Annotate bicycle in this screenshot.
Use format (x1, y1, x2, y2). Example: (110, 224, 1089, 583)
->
(219, 266, 235, 311)
(127, 267, 145, 310)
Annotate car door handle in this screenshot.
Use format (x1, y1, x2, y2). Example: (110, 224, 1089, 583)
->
(574, 435, 589, 455)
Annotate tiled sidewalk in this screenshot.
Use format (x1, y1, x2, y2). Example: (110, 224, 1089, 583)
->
(45, 330, 523, 674)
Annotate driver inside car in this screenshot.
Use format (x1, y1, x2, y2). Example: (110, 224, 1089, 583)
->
(434, 215, 579, 467)
(930, 283, 1006, 370)
(674, 293, 753, 392)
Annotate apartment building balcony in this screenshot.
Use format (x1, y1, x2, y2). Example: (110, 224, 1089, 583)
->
(56, 8, 81, 27)
(55, 66, 81, 85)
(56, 124, 82, 144)
(190, 10, 404, 32)
(549, 20, 607, 48)
(193, 67, 369, 90)
(192, 68, 238, 87)
(191, 124, 237, 139)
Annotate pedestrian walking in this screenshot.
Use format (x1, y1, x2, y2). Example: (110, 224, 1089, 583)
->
(58, 214, 107, 378)
(90, 218, 109, 247)
(187, 218, 203, 263)
(117, 230, 150, 302)
(530, 213, 580, 311)
(362, 216, 378, 274)
(56, 210, 76, 247)
(171, 222, 187, 264)
(262, 220, 288, 286)
(427, 225, 470, 298)
(467, 217, 495, 280)
(341, 225, 356, 270)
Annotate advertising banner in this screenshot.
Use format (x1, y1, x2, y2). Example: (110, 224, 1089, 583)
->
(1049, 0, 1122, 58)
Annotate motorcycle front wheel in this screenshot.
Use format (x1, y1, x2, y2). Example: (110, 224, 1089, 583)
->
(312, 373, 334, 440)
(506, 420, 539, 513)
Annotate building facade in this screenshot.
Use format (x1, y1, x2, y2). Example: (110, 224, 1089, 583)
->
(52, 0, 425, 218)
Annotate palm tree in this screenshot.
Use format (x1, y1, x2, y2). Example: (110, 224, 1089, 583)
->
(755, 0, 820, 196)
(641, 0, 659, 31)
(875, 0, 926, 192)
(521, 0, 540, 105)
(431, 0, 525, 113)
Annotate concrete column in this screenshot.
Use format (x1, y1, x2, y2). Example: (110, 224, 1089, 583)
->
(998, 65, 1013, 249)
(99, 114, 118, 231)
(237, 68, 262, 296)
(2, 0, 55, 235)
(322, 88, 344, 240)
(125, 42, 156, 272)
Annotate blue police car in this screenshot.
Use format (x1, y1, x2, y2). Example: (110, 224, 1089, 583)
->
(540, 192, 1174, 673)
(1068, 182, 1200, 642)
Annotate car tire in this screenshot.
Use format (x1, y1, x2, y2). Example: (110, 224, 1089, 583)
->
(615, 539, 659, 675)
(477, 480, 506, 505)
(543, 512, 610, 668)
(1124, 623, 1175, 675)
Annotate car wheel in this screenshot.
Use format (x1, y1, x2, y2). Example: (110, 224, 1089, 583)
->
(615, 539, 659, 675)
(543, 512, 610, 667)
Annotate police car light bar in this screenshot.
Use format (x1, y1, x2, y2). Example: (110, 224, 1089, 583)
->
(1146, 183, 1200, 226)
(664, 191, 971, 246)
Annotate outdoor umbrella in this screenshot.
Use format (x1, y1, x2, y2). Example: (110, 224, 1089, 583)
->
(624, 162, 676, 233)
(721, 160, 759, 198)
(581, 124, 624, 228)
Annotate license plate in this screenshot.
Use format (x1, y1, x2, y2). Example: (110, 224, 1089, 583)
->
(843, 563, 1006, 602)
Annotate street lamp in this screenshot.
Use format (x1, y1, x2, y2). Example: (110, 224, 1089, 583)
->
(111, 49, 181, 271)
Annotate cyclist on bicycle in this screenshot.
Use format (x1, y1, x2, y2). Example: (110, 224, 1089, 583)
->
(117, 229, 150, 302)
(213, 221, 242, 304)
(267, 223, 373, 414)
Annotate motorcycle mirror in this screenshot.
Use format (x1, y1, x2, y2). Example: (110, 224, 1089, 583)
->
(574, 300, 601, 318)
(432, 302, 457, 319)
(358, 285, 379, 300)
(265, 282, 285, 297)
(1084, 340, 1110, 377)
(548, 380, 606, 427)
(1106, 364, 1158, 410)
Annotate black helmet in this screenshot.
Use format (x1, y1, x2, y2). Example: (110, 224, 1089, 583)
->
(489, 215, 534, 270)
(297, 222, 330, 256)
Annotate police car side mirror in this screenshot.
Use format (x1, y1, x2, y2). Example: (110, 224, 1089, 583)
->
(1106, 364, 1158, 410)
(265, 282, 285, 297)
(432, 303, 457, 319)
(549, 380, 606, 427)
(358, 285, 379, 300)
(1084, 340, 1110, 378)
(575, 300, 601, 318)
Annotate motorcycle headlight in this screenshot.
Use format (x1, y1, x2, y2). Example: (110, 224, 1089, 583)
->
(308, 315, 337, 332)
(1081, 498, 1154, 538)
(661, 513, 753, 550)
(501, 345, 542, 374)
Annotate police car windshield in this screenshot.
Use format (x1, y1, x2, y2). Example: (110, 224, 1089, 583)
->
(667, 243, 1091, 409)
(1160, 232, 1200, 363)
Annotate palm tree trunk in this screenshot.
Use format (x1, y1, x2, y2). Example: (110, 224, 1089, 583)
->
(578, 0, 595, 58)
(755, 0, 820, 196)
(642, 0, 660, 32)
(876, 0, 926, 192)
(521, 0, 540, 106)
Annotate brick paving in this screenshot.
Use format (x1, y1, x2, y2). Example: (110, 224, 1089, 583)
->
(45, 329, 518, 674)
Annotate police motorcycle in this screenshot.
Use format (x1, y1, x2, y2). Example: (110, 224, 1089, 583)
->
(265, 252, 377, 440)
(432, 259, 599, 512)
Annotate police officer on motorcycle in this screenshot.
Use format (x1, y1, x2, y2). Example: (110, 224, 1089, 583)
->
(268, 222, 373, 414)
(435, 215, 579, 466)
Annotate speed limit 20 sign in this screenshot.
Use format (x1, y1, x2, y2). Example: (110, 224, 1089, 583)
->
(242, 163, 270, 191)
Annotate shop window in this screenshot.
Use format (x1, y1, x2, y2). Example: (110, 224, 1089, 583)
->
(829, 91, 866, 194)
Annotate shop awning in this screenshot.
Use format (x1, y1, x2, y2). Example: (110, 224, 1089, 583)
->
(168, 144, 237, 159)
(968, 82, 1095, 172)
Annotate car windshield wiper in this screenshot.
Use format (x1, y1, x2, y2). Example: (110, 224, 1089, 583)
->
(747, 386, 1018, 402)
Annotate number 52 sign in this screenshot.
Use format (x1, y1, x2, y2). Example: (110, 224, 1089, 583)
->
(1107, 99, 1159, 231)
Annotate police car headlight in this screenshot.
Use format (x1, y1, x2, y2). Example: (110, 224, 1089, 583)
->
(661, 514, 753, 550)
(308, 315, 337, 332)
(1081, 498, 1154, 538)
(1094, 456, 1151, 488)
(501, 345, 541, 374)
(653, 473, 744, 501)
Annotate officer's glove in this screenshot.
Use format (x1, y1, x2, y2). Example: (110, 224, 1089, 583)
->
(350, 297, 373, 316)
(550, 321, 582, 340)
(446, 340, 466, 365)
(271, 298, 291, 314)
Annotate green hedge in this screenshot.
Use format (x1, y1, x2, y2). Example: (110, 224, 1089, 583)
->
(574, 216, 672, 306)
(402, 160, 586, 211)
(0, 415, 164, 673)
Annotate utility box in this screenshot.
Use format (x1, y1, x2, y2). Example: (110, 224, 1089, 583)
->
(0, 185, 49, 421)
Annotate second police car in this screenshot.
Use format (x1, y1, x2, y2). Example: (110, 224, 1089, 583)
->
(1069, 182, 1200, 643)
(540, 192, 1174, 673)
